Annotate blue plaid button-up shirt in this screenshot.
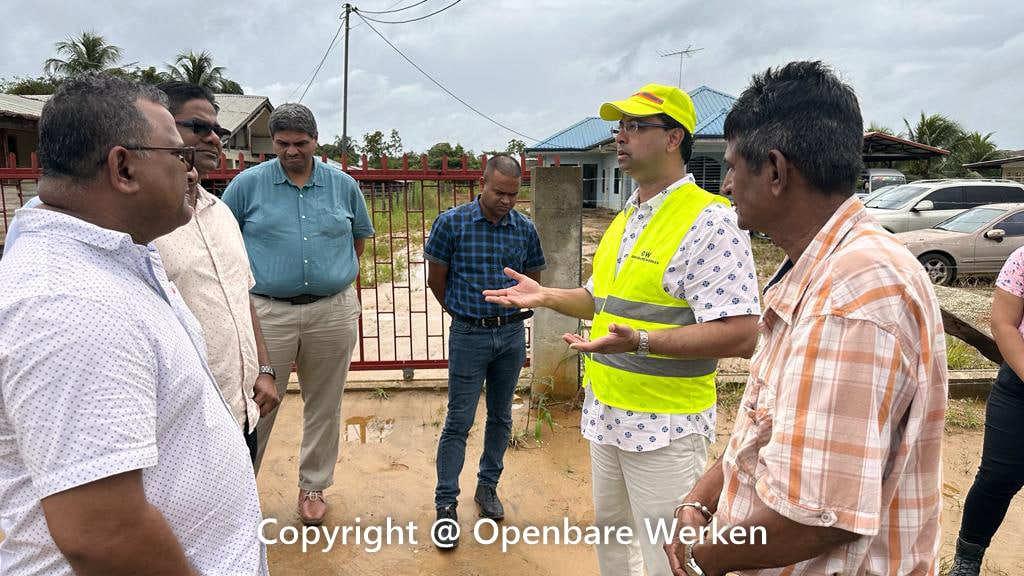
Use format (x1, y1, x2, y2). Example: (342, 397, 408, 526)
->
(424, 198, 546, 319)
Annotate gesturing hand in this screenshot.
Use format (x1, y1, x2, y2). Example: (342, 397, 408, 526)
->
(482, 267, 543, 309)
(562, 322, 640, 354)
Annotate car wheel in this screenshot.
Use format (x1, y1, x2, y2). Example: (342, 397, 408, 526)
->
(919, 253, 956, 286)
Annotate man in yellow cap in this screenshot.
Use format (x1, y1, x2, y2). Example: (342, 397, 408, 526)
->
(483, 84, 760, 575)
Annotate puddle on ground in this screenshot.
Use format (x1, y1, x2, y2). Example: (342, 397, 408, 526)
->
(345, 415, 395, 444)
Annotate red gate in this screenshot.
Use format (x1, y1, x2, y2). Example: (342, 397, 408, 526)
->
(2, 151, 551, 371)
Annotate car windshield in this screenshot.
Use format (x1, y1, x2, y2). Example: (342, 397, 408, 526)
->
(934, 207, 1004, 233)
(865, 185, 929, 209)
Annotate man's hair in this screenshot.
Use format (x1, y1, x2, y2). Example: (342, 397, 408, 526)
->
(156, 80, 218, 115)
(269, 103, 318, 139)
(658, 113, 694, 165)
(724, 61, 863, 196)
(483, 153, 522, 180)
(38, 72, 168, 179)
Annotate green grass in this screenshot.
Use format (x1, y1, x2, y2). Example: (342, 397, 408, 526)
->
(945, 398, 984, 431)
(946, 335, 997, 370)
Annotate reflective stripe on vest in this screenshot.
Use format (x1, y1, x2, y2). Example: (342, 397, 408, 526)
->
(584, 182, 731, 413)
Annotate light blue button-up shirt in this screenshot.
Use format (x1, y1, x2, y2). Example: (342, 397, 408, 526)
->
(222, 158, 374, 297)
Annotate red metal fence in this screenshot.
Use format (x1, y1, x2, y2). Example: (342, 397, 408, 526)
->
(1, 151, 557, 372)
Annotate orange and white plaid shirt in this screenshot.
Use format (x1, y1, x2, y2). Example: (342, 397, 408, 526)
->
(717, 197, 947, 575)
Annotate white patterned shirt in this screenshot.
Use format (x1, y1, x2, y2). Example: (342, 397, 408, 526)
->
(582, 176, 760, 452)
(154, 186, 260, 433)
(0, 208, 267, 575)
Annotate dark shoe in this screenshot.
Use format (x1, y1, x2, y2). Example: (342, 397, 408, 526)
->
(298, 489, 327, 526)
(474, 485, 504, 520)
(433, 505, 459, 550)
(949, 537, 985, 576)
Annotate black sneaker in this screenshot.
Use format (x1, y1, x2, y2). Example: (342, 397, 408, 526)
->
(474, 485, 504, 520)
(433, 505, 459, 550)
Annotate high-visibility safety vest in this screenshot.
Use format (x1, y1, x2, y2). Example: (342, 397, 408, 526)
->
(584, 182, 731, 413)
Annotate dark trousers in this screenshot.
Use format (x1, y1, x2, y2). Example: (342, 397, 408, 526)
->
(245, 416, 259, 467)
(434, 319, 526, 508)
(959, 362, 1024, 547)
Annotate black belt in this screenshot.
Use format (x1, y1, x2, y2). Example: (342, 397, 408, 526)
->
(252, 293, 331, 305)
(452, 310, 534, 328)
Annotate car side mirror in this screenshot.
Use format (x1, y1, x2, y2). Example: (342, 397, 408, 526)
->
(985, 228, 1006, 241)
(913, 200, 934, 212)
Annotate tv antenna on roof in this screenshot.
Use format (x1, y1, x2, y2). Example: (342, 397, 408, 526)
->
(658, 46, 703, 88)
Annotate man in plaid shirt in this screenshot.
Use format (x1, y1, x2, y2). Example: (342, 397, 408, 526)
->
(664, 61, 947, 575)
(424, 154, 546, 549)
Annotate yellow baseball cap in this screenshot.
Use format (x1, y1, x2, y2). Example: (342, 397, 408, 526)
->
(599, 84, 696, 134)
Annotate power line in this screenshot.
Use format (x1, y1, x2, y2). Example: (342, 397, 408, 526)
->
(354, 11, 537, 142)
(297, 23, 347, 102)
(356, 0, 462, 24)
(358, 0, 429, 14)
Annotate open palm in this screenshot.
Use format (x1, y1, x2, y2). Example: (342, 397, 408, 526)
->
(482, 267, 543, 308)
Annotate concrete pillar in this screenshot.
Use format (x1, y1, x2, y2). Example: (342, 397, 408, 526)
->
(529, 166, 583, 399)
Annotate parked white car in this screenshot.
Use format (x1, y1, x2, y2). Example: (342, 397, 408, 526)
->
(865, 179, 1024, 233)
(896, 203, 1024, 285)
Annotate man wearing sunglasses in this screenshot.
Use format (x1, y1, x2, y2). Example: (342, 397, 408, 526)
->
(483, 84, 760, 576)
(151, 81, 280, 466)
(0, 73, 267, 575)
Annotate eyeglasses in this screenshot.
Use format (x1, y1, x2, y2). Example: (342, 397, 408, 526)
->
(610, 120, 672, 135)
(123, 145, 196, 170)
(176, 119, 231, 139)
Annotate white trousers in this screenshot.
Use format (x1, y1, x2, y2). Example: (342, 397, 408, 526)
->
(590, 434, 710, 576)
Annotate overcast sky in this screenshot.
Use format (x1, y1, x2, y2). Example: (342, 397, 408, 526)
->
(4, 0, 1023, 154)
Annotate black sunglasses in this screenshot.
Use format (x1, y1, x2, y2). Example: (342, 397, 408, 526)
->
(176, 119, 231, 139)
(123, 145, 196, 170)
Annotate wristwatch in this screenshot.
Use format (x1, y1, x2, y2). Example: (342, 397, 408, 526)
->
(682, 542, 705, 576)
(259, 365, 276, 379)
(635, 328, 650, 357)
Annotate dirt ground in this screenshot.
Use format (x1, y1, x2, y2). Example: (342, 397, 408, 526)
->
(256, 389, 1024, 576)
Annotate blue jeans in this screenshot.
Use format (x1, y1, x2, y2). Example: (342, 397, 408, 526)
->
(435, 319, 526, 508)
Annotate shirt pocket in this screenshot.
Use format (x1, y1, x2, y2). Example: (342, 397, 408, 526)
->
(321, 207, 354, 239)
(731, 377, 775, 481)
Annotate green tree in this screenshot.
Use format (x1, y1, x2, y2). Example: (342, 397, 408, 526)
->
(316, 135, 359, 165)
(131, 66, 169, 85)
(902, 112, 967, 178)
(866, 122, 894, 135)
(387, 129, 403, 158)
(1, 76, 60, 95)
(165, 50, 243, 94)
(951, 131, 1001, 177)
(43, 30, 126, 77)
(505, 138, 526, 155)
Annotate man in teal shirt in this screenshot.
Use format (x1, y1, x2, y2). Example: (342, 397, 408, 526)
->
(222, 103, 373, 526)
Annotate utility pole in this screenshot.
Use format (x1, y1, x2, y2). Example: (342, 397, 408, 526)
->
(658, 46, 703, 88)
(342, 3, 352, 161)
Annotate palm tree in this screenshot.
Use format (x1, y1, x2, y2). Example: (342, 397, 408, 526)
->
(952, 131, 1002, 177)
(132, 66, 170, 86)
(165, 50, 243, 94)
(902, 112, 967, 178)
(866, 122, 894, 135)
(44, 31, 125, 77)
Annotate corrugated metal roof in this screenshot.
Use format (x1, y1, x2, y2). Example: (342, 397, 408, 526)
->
(527, 85, 736, 152)
(0, 94, 46, 119)
(212, 94, 272, 133)
(0, 93, 271, 135)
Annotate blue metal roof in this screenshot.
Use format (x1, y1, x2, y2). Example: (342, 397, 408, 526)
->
(527, 85, 736, 152)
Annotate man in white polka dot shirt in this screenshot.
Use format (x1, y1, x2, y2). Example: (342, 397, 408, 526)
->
(0, 75, 267, 574)
(484, 84, 760, 576)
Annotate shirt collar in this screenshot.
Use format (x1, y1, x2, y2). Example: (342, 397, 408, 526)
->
(12, 206, 150, 255)
(470, 196, 516, 227)
(762, 195, 867, 325)
(193, 184, 217, 214)
(271, 157, 326, 188)
(625, 174, 696, 216)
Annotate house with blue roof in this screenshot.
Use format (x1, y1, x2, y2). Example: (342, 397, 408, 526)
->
(526, 85, 735, 210)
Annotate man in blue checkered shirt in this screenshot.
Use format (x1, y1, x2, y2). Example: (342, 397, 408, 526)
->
(424, 154, 546, 549)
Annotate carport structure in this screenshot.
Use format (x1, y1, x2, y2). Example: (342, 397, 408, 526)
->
(862, 131, 950, 165)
